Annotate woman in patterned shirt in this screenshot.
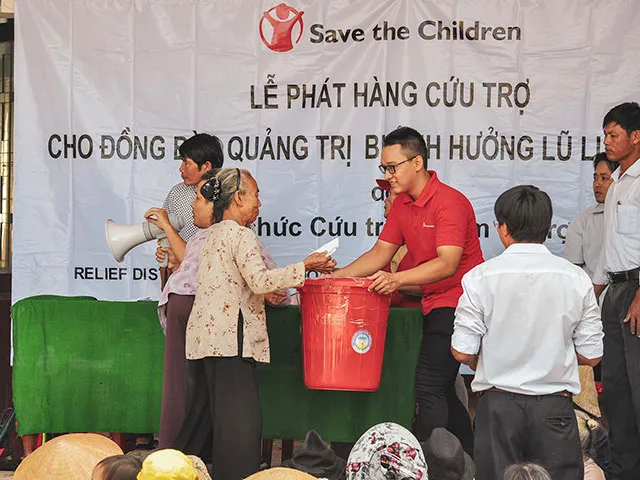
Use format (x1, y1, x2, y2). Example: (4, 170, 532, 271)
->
(173, 167, 335, 480)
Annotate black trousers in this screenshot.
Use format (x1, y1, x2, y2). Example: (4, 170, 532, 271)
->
(173, 314, 262, 480)
(415, 307, 474, 456)
(475, 390, 583, 480)
(602, 279, 640, 480)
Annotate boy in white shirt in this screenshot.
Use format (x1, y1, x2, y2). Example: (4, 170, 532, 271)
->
(451, 185, 604, 480)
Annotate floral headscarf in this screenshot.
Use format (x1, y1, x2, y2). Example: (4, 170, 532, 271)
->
(346, 423, 428, 480)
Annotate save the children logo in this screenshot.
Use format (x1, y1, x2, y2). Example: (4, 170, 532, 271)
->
(259, 3, 305, 52)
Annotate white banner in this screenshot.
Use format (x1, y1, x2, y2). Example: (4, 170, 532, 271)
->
(13, 0, 640, 303)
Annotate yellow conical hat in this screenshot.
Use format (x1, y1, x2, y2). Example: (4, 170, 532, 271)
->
(137, 449, 199, 480)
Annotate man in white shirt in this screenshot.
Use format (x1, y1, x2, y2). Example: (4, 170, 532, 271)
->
(565, 153, 617, 279)
(592, 102, 640, 480)
(452, 185, 604, 480)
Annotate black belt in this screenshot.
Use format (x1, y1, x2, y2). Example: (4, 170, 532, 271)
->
(608, 267, 640, 284)
(487, 387, 572, 398)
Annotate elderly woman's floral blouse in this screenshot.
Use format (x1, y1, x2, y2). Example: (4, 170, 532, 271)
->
(186, 220, 305, 362)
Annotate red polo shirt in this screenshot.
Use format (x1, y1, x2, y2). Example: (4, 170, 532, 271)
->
(379, 171, 484, 315)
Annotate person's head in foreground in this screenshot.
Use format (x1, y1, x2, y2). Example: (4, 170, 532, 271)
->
(420, 428, 474, 480)
(136, 449, 199, 480)
(92, 455, 142, 480)
(282, 429, 346, 480)
(602, 101, 640, 166)
(178, 132, 224, 185)
(503, 462, 551, 480)
(13, 433, 123, 480)
(494, 185, 552, 247)
(380, 126, 429, 197)
(592, 152, 616, 204)
(346, 422, 428, 480)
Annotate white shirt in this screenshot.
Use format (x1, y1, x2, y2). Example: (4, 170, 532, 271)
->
(163, 182, 200, 241)
(593, 157, 640, 285)
(452, 243, 603, 395)
(564, 203, 605, 280)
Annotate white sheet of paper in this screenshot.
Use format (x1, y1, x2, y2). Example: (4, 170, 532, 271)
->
(312, 238, 339, 256)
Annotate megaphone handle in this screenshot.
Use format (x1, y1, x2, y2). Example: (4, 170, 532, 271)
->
(158, 238, 170, 268)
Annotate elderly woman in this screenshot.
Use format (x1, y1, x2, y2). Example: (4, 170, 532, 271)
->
(147, 169, 297, 449)
(173, 167, 334, 480)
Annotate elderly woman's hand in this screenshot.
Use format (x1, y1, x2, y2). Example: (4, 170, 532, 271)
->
(303, 252, 337, 273)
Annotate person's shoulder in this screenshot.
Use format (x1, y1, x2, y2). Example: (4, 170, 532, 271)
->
(165, 182, 195, 199)
(572, 205, 598, 224)
(547, 252, 594, 283)
(464, 254, 502, 277)
(223, 221, 258, 239)
(435, 181, 474, 209)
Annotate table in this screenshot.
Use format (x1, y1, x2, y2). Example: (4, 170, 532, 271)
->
(12, 296, 423, 442)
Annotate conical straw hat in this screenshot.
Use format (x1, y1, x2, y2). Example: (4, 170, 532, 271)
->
(245, 467, 318, 480)
(137, 449, 198, 480)
(574, 365, 601, 418)
(187, 455, 212, 480)
(14, 433, 123, 480)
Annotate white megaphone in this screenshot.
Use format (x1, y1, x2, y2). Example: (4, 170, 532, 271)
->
(105, 213, 185, 263)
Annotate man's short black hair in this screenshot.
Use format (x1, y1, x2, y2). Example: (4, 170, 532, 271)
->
(592, 152, 617, 174)
(179, 133, 224, 169)
(383, 126, 429, 169)
(602, 102, 640, 136)
(494, 185, 552, 243)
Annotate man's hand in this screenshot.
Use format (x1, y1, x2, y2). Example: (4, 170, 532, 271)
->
(367, 270, 401, 296)
(468, 355, 479, 371)
(624, 289, 640, 337)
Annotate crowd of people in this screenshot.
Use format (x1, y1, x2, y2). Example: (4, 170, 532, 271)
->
(17, 101, 640, 479)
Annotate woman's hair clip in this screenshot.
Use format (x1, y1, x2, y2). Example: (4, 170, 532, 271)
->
(201, 178, 222, 202)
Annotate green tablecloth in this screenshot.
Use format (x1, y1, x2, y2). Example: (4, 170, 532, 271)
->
(12, 296, 423, 442)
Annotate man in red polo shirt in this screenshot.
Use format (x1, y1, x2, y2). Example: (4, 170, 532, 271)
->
(333, 126, 483, 455)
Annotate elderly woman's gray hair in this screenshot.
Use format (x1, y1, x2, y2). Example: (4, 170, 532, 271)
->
(503, 463, 552, 480)
(212, 168, 253, 223)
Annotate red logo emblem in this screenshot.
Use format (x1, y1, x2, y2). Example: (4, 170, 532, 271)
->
(259, 3, 304, 52)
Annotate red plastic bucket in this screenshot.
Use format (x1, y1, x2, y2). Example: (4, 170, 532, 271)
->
(299, 277, 391, 392)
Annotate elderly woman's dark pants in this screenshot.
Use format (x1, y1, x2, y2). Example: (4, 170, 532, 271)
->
(173, 314, 262, 480)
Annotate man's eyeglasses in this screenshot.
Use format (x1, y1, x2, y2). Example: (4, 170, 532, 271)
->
(378, 155, 418, 175)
